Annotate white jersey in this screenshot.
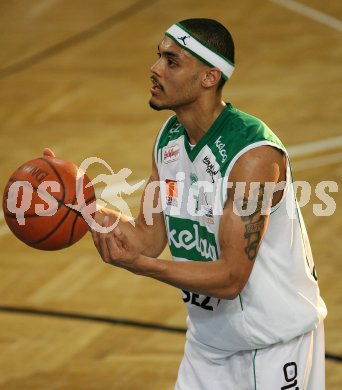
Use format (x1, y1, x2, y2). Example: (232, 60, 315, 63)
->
(155, 103, 327, 352)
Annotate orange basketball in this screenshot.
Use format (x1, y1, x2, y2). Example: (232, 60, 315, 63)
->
(2, 156, 96, 250)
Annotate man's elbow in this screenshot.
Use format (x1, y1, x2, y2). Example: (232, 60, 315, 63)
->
(218, 288, 240, 300)
(216, 278, 247, 300)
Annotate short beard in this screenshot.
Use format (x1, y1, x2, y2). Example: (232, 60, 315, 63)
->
(149, 96, 193, 112)
(148, 99, 175, 112)
(149, 100, 164, 111)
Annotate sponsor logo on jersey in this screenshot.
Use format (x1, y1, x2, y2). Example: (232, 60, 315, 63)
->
(165, 179, 178, 206)
(214, 136, 228, 163)
(166, 215, 218, 260)
(190, 172, 198, 185)
(202, 156, 219, 183)
(203, 193, 214, 224)
(163, 144, 180, 164)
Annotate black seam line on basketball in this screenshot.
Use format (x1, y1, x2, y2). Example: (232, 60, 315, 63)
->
(3, 191, 96, 219)
(5, 161, 66, 213)
(28, 188, 94, 245)
(5, 174, 94, 208)
(6, 173, 94, 209)
(68, 212, 80, 247)
(0, 0, 159, 80)
(65, 194, 97, 219)
(5, 176, 62, 202)
(68, 183, 96, 242)
(38, 158, 66, 203)
(75, 173, 84, 201)
(29, 194, 79, 245)
(4, 176, 63, 218)
(28, 206, 72, 245)
(45, 193, 96, 219)
(0, 306, 186, 334)
(0, 305, 340, 363)
(30, 186, 81, 244)
(3, 178, 62, 218)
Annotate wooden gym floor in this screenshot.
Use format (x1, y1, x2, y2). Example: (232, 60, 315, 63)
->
(0, 0, 341, 388)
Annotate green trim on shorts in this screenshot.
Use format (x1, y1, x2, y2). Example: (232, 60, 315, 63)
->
(239, 294, 244, 311)
(253, 349, 258, 390)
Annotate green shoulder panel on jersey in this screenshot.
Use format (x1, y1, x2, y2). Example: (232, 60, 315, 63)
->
(155, 105, 286, 174)
(208, 104, 286, 176)
(155, 115, 184, 164)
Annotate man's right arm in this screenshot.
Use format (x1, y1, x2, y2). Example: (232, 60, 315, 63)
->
(135, 156, 167, 257)
(93, 145, 167, 258)
(44, 145, 168, 258)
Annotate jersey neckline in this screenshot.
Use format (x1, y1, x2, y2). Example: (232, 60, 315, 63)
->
(182, 103, 233, 162)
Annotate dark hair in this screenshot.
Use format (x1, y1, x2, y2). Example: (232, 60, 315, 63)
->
(179, 18, 235, 89)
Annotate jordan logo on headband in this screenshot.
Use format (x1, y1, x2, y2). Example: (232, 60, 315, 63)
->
(166, 22, 235, 80)
(178, 35, 190, 45)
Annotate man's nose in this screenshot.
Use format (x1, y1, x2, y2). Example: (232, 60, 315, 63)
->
(150, 57, 162, 75)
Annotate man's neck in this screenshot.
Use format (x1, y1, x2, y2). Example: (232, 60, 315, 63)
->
(175, 99, 226, 145)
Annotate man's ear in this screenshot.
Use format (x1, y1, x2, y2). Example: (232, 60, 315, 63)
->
(202, 68, 222, 88)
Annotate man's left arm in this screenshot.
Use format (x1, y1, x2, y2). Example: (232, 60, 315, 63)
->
(96, 146, 286, 299)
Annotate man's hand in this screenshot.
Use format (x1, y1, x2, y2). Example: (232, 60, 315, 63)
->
(91, 215, 141, 272)
(43, 148, 56, 158)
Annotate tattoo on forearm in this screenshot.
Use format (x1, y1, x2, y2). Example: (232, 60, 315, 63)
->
(241, 184, 266, 261)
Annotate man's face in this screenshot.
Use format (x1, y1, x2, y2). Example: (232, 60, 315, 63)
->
(149, 36, 206, 111)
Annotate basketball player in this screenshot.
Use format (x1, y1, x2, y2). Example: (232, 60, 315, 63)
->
(50, 18, 327, 389)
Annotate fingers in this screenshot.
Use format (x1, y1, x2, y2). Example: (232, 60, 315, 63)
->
(91, 216, 122, 264)
(90, 214, 136, 268)
(90, 212, 108, 260)
(113, 227, 133, 254)
(90, 228, 100, 251)
(99, 216, 112, 263)
(89, 211, 102, 250)
(113, 228, 123, 250)
(43, 147, 56, 158)
(106, 233, 124, 262)
(113, 227, 123, 245)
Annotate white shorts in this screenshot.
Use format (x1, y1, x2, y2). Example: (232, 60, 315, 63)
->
(175, 322, 325, 390)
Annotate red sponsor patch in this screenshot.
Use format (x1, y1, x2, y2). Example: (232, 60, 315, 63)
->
(165, 179, 178, 206)
(163, 145, 180, 164)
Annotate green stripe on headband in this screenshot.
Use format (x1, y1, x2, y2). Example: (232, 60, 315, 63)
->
(165, 23, 235, 80)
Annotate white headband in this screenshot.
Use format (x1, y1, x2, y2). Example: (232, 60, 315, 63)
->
(165, 23, 235, 80)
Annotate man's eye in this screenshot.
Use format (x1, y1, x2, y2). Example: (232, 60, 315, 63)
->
(167, 59, 176, 67)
